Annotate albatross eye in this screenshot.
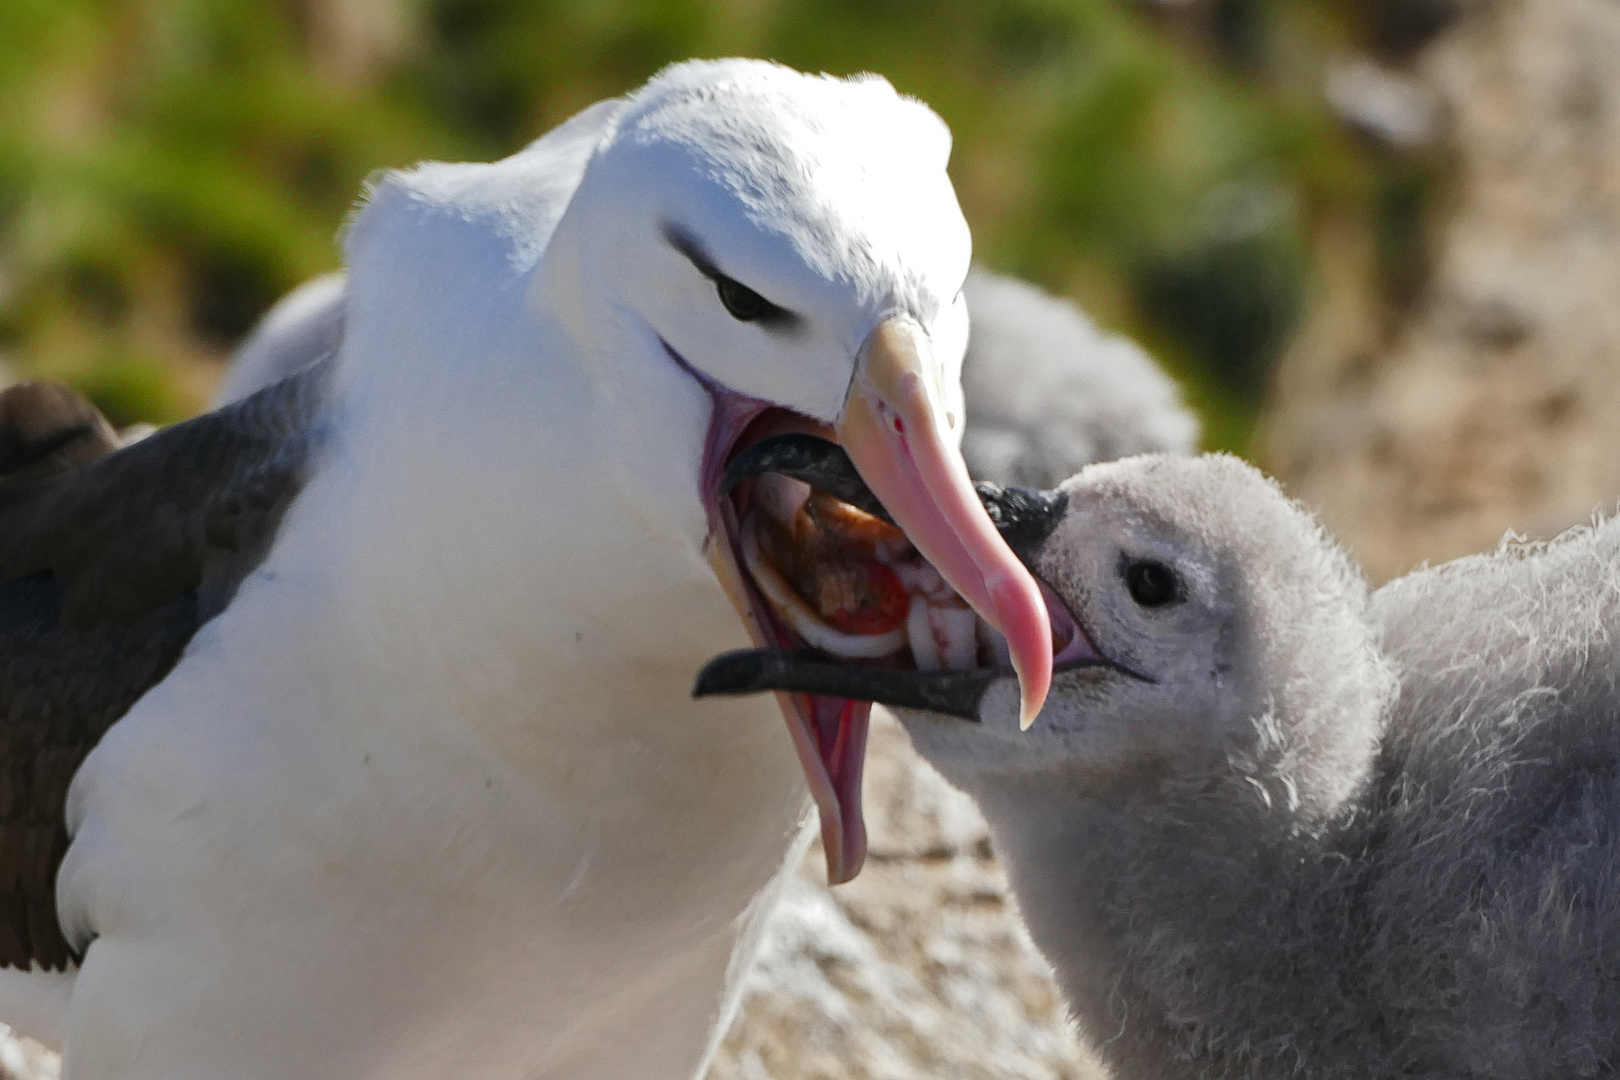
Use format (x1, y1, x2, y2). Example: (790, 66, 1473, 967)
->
(716, 276, 771, 322)
(1125, 559, 1180, 608)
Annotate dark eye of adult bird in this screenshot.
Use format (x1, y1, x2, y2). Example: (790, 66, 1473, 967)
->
(717, 275, 772, 321)
(1126, 559, 1179, 607)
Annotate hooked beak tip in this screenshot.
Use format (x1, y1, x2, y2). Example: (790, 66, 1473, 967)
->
(836, 317, 1054, 723)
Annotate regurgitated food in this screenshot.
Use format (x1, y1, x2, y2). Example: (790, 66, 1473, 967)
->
(740, 472, 1012, 672)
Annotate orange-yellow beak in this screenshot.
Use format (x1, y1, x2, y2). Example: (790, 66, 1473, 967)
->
(837, 317, 1053, 729)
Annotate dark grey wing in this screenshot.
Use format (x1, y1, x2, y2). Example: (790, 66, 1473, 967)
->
(0, 579, 196, 970)
(0, 357, 332, 628)
(0, 358, 331, 971)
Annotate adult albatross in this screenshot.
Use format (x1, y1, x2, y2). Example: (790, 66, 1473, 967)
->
(0, 60, 1052, 1079)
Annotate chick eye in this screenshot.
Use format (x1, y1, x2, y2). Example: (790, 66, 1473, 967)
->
(1125, 559, 1180, 608)
(716, 276, 770, 321)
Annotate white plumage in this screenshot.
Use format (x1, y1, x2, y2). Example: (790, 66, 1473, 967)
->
(0, 59, 1063, 1080)
(218, 268, 1202, 482)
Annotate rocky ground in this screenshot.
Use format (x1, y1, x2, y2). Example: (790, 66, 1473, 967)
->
(0, 1030, 53, 1080)
(706, 713, 1105, 1080)
(1264, 0, 1620, 580)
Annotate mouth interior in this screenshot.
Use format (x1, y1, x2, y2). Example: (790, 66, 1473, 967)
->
(704, 404, 1084, 880)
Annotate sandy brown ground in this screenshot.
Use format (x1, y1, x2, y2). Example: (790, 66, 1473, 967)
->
(1264, 0, 1620, 581)
(706, 713, 1106, 1080)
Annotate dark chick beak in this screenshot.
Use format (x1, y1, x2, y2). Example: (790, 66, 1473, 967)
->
(694, 649, 999, 721)
(969, 480, 1067, 565)
(693, 639, 1133, 719)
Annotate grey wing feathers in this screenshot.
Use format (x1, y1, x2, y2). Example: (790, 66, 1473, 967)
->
(0, 358, 330, 970)
(0, 356, 332, 629)
(0, 580, 196, 970)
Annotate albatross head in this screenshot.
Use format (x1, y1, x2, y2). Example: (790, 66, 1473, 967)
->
(550, 60, 1052, 882)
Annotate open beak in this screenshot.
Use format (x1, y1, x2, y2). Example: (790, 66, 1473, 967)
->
(694, 481, 1155, 727)
(699, 317, 1052, 886)
(837, 318, 1053, 726)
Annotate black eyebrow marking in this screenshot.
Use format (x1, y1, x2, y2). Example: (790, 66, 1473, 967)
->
(663, 222, 722, 281)
(661, 221, 803, 332)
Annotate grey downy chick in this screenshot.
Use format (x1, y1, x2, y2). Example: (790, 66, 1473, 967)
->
(700, 452, 1620, 1080)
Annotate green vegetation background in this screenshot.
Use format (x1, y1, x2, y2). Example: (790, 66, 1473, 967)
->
(0, 0, 1404, 450)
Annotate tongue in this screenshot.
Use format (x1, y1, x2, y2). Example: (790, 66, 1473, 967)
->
(780, 692, 870, 884)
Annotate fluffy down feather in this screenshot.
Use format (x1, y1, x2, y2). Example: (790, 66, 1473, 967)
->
(894, 453, 1620, 1080)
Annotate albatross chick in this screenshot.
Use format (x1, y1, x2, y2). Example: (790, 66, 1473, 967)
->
(701, 452, 1620, 1079)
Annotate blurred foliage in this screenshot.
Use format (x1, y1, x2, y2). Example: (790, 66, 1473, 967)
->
(0, 0, 1414, 450)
